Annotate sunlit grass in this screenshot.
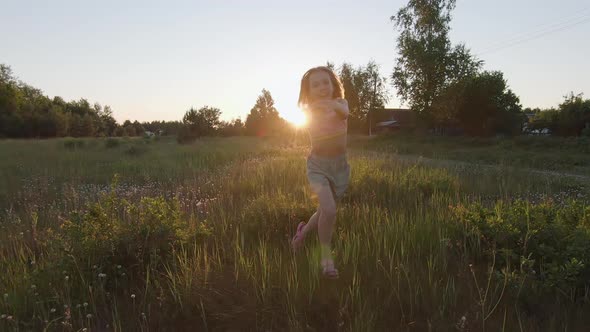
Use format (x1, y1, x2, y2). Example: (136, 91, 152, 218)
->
(0, 136, 589, 331)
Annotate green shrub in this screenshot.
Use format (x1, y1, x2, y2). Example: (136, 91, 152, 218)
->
(63, 138, 85, 150)
(124, 145, 148, 156)
(56, 182, 201, 272)
(104, 138, 121, 148)
(451, 199, 590, 301)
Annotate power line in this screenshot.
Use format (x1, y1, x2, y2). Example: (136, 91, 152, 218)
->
(475, 9, 590, 56)
(478, 7, 590, 51)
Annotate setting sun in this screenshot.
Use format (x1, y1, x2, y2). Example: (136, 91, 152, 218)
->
(281, 109, 308, 128)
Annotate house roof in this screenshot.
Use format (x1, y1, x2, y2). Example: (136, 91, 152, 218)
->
(376, 120, 398, 127)
(379, 108, 415, 125)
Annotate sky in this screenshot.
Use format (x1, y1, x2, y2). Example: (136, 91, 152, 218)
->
(2, 0, 589, 124)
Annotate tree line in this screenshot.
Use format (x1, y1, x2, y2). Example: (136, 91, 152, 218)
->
(1, 0, 588, 139)
(390, 0, 589, 137)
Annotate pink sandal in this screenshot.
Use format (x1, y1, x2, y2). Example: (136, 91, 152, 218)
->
(321, 259, 339, 279)
(291, 222, 306, 251)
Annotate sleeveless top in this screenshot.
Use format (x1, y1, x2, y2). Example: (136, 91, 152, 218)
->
(307, 106, 347, 156)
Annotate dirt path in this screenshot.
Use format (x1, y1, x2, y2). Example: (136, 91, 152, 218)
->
(353, 150, 590, 182)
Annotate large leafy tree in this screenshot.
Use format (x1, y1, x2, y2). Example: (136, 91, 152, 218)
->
(391, 0, 482, 123)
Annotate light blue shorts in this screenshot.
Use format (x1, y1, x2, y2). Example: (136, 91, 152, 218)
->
(306, 154, 350, 201)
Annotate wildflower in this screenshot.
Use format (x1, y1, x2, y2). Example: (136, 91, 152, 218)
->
(50, 308, 56, 313)
(83, 302, 88, 307)
(86, 314, 92, 319)
(131, 294, 136, 299)
(65, 276, 69, 281)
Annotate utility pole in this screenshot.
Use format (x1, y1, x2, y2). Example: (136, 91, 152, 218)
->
(368, 72, 378, 136)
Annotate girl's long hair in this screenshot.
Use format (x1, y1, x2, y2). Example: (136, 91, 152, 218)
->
(298, 66, 345, 108)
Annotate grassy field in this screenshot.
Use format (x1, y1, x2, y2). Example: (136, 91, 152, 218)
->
(1, 136, 589, 331)
(353, 134, 590, 176)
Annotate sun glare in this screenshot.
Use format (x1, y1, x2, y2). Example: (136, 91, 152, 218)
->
(283, 109, 308, 128)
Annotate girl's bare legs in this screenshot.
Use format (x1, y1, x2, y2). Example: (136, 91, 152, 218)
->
(315, 185, 338, 273)
(301, 210, 320, 237)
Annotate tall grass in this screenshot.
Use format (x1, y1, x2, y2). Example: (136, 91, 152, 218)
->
(0, 137, 589, 331)
(353, 134, 590, 176)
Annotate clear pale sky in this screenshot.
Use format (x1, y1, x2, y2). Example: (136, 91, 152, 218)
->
(2, 0, 589, 124)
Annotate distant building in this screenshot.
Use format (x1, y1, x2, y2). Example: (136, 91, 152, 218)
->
(374, 108, 416, 133)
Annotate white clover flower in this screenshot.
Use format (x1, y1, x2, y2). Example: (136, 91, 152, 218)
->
(50, 308, 56, 313)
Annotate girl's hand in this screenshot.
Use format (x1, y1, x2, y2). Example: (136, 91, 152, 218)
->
(310, 99, 347, 112)
(310, 98, 349, 119)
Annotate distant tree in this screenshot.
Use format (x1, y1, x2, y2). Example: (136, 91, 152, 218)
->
(554, 92, 590, 136)
(132, 120, 145, 136)
(122, 120, 136, 136)
(100, 105, 118, 136)
(178, 106, 222, 142)
(245, 89, 286, 136)
(218, 118, 245, 137)
(335, 61, 389, 134)
(114, 126, 126, 137)
(438, 71, 523, 136)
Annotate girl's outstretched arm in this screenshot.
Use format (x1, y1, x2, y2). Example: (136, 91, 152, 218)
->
(333, 98, 349, 119)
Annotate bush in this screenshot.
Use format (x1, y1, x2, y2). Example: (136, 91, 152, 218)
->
(124, 145, 148, 156)
(451, 199, 590, 301)
(176, 126, 197, 144)
(105, 138, 121, 148)
(63, 138, 85, 150)
(55, 181, 206, 274)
